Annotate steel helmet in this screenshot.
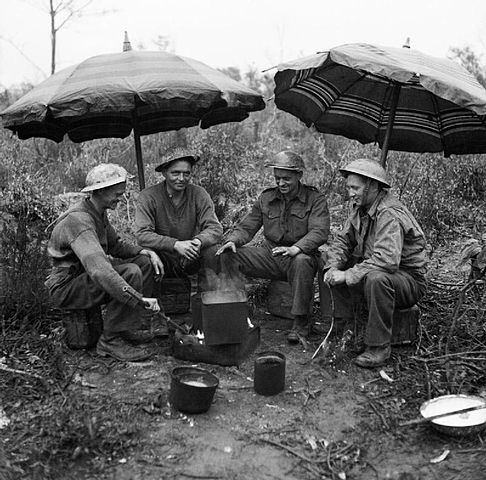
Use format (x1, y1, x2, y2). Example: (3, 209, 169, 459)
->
(81, 163, 132, 192)
(339, 158, 391, 188)
(265, 150, 305, 172)
(155, 147, 200, 172)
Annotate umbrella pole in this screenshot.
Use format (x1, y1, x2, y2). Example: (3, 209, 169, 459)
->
(380, 83, 401, 167)
(132, 113, 145, 190)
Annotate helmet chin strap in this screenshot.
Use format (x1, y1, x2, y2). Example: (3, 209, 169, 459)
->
(359, 178, 372, 210)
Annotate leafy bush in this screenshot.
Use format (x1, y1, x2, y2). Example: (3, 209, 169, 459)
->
(0, 140, 58, 338)
(2, 76, 486, 478)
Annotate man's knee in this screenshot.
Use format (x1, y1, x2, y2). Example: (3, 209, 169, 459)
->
(118, 263, 143, 288)
(135, 254, 153, 271)
(292, 253, 317, 272)
(364, 270, 393, 292)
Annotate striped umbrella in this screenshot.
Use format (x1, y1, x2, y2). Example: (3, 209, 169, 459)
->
(273, 43, 486, 165)
(0, 50, 265, 188)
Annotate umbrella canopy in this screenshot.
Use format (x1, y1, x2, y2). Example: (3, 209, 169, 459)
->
(273, 43, 486, 164)
(0, 50, 265, 188)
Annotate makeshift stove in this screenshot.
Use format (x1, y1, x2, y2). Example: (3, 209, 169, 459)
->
(172, 289, 260, 366)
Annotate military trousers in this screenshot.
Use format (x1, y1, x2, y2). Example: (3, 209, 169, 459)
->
(153, 244, 220, 292)
(319, 268, 425, 346)
(50, 254, 155, 334)
(220, 242, 318, 316)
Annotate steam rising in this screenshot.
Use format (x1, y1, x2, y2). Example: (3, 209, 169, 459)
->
(201, 269, 247, 304)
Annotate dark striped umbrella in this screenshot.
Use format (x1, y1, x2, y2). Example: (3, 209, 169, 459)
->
(0, 50, 265, 188)
(273, 43, 486, 165)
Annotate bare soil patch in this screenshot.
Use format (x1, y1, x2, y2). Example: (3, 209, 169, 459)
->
(2, 242, 486, 479)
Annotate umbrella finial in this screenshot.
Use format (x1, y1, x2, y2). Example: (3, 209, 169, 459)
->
(402, 37, 411, 49)
(123, 31, 132, 52)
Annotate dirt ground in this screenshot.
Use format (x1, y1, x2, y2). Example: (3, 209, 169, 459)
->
(61, 297, 485, 480)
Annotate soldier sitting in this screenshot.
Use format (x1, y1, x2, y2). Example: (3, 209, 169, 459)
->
(134, 147, 223, 291)
(45, 163, 164, 362)
(322, 158, 427, 368)
(217, 150, 330, 343)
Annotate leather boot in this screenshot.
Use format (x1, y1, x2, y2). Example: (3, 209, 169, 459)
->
(150, 312, 170, 337)
(287, 315, 309, 344)
(354, 345, 391, 368)
(120, 330, 155, 345)
(96, 334, 153, 362)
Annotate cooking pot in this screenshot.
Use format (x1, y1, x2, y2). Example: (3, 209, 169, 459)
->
(169, 366, 219, 414)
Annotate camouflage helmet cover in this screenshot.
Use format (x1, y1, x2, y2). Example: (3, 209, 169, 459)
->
(155, 147, 200, 172)
(81, 163, 132, 192)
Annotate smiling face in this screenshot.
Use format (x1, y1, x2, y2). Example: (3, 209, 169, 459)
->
(94, 182, 127, 211)
(274, 168, 302, 198)
(346, 173, 380, 208)
(163, 160, 193, 195)
(346, 174, 367, 207)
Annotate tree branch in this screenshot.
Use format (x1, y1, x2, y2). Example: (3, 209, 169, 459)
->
(0, 35, 47, 79)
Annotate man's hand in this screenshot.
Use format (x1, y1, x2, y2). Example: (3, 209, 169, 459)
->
(192, 238, 202, 252)
(140, 248, 165, 280)
(174, 240, 201, 261)
(141, 297, 160, 312)
(216, 241, 237, 256)
(272, 245, 301, 258)
(323, 268, 346, 286)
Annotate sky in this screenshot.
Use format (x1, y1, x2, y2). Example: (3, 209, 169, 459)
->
(0, 0, 485, 89)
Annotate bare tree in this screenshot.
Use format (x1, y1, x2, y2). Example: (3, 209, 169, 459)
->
(0, 35, 47, 80)
(47, 0, 94, 74)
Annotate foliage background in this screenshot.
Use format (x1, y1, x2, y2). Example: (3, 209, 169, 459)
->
(1, 62, 486, 330)
(1, 57, 486, 478)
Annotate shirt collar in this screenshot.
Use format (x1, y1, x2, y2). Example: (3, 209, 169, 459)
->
(269, 183, 305, 203)
(84, 197, 103, 218)
(365, 190, 387, 218)
(349, 190, 387, 230)
(162, 180, 187, 201)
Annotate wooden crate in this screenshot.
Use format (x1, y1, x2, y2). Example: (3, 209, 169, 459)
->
(156, 277, 191, 314)
(391, 305, 420, 346)
(267, 280, 314, 319)
(63, 306, 103, 349)
(267, 280, 293, 319)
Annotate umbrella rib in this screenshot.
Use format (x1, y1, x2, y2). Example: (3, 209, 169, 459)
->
(312, 65, 370, 124)
(328, 67, 395, 147)
(177, 57, 228, 115)
(429, 91, 446, 151)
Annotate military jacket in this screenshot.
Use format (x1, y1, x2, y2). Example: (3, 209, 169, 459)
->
(227, 183, 329, 254)
(327, 190, 427, 285)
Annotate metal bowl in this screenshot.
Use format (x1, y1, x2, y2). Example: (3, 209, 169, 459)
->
(420, 394, 486, 437)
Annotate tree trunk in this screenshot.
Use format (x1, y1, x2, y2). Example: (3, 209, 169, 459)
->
(50, 0, 56, 74)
